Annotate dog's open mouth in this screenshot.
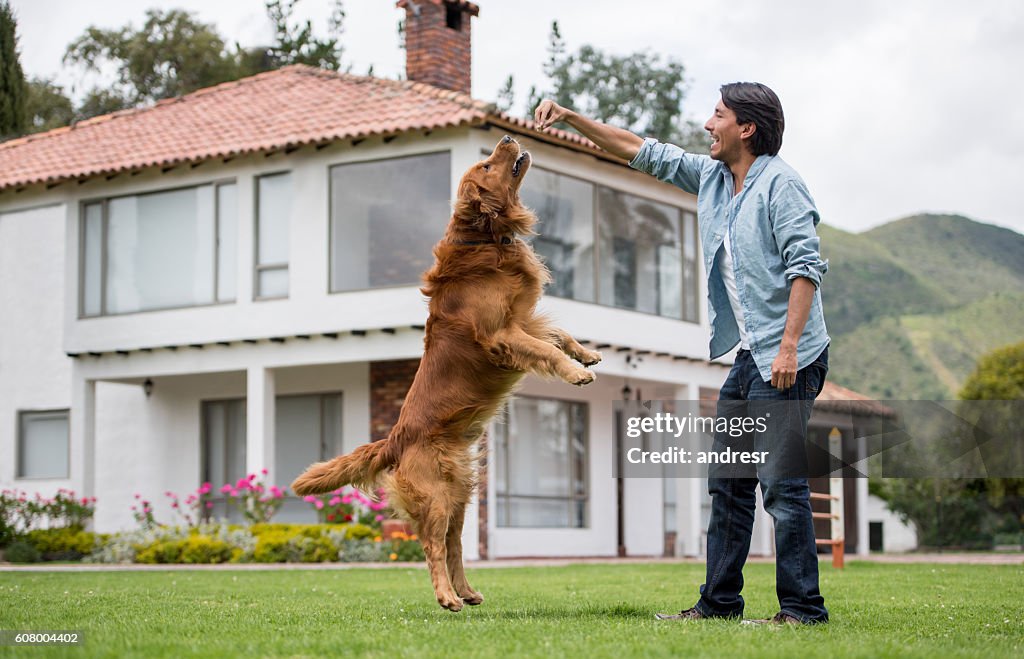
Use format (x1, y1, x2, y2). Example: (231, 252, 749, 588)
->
(512, 151, 530, 178)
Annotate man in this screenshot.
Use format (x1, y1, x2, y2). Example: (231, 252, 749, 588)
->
(534, 82, 830, 625)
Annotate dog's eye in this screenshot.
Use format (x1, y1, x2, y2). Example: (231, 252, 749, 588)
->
(482, 163, 491, 172)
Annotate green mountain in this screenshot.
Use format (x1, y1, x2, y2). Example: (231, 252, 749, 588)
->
(818, 214, 1024, 399)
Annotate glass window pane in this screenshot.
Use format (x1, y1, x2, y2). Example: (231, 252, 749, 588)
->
(257, 267, 289, 298)
(18, 412, 69, 479)
(330, 152, 451, 291)
(106, 186, 215, 313)
(495, 397, 588, 528)
(275, 395, 323, 486)
(226, 400, 247, 484)
(217, 184, 238, 302)
(683, 211, 699, 322)
(597, 188, 683, 317)
(203, 402, 226, 487)
(520, 168, 595, 302)
(82, 203, 103, 316)
(258, 173, 292, 266)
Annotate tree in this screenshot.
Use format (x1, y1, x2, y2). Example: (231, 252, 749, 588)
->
(264, 0, 346, 70)
(24, 78, 74, 133)
(0, 0, 27, 138)
(959, 341, 1024, 535)
(63, 9, 252, 112)
(512, 21, 708, 154)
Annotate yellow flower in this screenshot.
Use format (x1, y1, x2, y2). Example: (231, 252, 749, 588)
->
(389, 553, 398, 561)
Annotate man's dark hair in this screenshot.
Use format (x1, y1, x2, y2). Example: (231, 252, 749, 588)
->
(720, 82, 785, 156)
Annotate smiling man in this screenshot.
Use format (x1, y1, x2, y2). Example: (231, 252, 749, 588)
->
(535, 83, 831, 625)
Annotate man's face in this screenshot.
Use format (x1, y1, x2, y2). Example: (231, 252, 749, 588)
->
(704, 98, 752, 164)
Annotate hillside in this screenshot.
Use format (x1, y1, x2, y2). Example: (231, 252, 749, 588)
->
(819, 214, 1024, 399)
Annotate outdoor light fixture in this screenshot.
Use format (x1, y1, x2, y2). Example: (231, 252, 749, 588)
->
(143, 378, 154, 398)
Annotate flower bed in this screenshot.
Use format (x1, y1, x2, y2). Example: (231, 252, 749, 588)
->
(1, 475, 422, 565)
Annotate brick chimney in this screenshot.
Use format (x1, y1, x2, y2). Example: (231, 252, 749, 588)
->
(397, 0, 479, 95)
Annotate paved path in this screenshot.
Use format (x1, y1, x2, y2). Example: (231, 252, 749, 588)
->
(1, 553, 1020, 572)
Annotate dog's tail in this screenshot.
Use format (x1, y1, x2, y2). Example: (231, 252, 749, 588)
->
(290, 438, 398, 496)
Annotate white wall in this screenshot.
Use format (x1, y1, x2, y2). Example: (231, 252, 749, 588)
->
(0, 203, 74, 497)
(866, 493, 918, 553)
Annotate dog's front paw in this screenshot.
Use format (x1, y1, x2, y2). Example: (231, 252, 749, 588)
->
(569, 369, 595, 386)
(579, 349, 602, 366)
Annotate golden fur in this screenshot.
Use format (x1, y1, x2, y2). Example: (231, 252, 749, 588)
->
(291, 136, 601, 611)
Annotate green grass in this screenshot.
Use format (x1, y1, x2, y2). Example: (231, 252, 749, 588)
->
(1, 562, 1022, 658)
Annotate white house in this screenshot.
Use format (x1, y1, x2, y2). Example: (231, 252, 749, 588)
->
(0, 0, 878, 559)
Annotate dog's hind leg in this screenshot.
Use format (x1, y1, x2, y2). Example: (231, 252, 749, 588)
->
(419, 496, 464, 612)
(445, 500, 483, 605)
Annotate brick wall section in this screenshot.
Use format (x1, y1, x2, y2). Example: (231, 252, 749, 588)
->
(370, 356, 489, 558)
(399, 0, 478, 95)
(370, 359, 420, 439)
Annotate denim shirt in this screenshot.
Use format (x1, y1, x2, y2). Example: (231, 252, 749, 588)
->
(629, 137, 830, 382)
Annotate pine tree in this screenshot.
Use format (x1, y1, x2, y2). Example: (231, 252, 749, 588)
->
(0, 0, 27, 138)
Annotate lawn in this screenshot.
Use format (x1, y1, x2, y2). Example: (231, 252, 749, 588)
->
(0, 562, 1021, 658)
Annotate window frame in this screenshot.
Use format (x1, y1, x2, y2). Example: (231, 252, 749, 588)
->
(494, 395, 590, 529)
(326, 150, 453, 294)
(77, 178, 238, 318)
(253, 170, 293, 301)
(504, 157, 700, 323)
(15, 409, 71, 481)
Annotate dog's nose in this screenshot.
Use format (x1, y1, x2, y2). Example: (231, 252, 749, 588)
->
(501, 135, 513, 144)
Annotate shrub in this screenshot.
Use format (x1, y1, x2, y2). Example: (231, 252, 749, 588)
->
(25, 527, 96, 560)
(5, 540, 41, 563)
(136, 539, 187, 564)
(180, 536, 232, 564)
(252, 530, 292, 563)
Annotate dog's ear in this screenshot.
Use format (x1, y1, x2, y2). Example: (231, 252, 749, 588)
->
(455, 180, 499, 222)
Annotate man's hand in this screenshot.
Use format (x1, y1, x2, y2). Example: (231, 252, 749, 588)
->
(771, 345, 798, 390)
(534, 99, 574, 131)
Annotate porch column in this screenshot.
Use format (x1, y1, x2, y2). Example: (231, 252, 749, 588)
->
(69, 363, 97, 502)
(246, 365, 276, 479)
(676, 383, 705, 557)
(856, 434, 869, 555)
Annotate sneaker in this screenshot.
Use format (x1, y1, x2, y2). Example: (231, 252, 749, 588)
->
(655, 607, 707, 621)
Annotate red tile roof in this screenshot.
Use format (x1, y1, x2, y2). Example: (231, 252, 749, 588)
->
(0, 64, 605, 192)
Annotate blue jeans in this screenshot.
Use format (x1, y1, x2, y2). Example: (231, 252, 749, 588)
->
(694, 346, 829, 623)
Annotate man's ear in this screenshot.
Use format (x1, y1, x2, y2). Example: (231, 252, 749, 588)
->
(740, 122, 756, 141)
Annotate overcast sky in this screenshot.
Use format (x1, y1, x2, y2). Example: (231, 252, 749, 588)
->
(11, 0, 1023, 234)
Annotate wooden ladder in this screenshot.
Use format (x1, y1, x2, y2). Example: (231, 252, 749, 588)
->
(811, 427, 845, 568)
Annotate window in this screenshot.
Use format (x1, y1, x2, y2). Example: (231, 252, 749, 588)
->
(201, 399, 247, 521)
(521, 167, 595, 302)
(200, 394, 343, 523)
(17, 410, 69, 479)
(273, 393, 343, 523)
(330, 152, 451, 292)
(80, 181, 237, 316)
(255, 172, 292, 299)
(597, 188, 685, 319)
(494, 397, 588, 528)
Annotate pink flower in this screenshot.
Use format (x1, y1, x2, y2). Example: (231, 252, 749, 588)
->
(206, 502, 214, 509)
(134, 493, 141, 499)
(81, 497, 89, 505)
(229, 490, 239, 498)
(341, 495, 352, 504)
(261, 468, 268, 476)
(329, 496, 342, 507)
(247, 473, 257, 482)
(314, 500, 325, 510)
(235, 477, 250, 490)
(375, 514, 384, 522)
(303, 495, 318, 503)
(142, 507, 151, 513)
(199, 482, 212, 494)
(220, 484, 232, 494)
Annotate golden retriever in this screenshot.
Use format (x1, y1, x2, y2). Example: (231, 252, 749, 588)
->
(291, 135, 601, 611)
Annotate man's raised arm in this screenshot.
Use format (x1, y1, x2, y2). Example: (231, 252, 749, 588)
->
(534, 99, 644, 162)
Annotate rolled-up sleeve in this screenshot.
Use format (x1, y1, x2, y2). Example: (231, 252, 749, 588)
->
(628, 137, 706, 195)
(771, 179, 828, 288)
